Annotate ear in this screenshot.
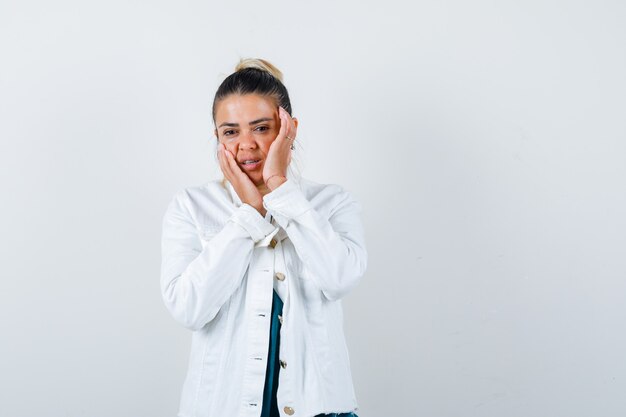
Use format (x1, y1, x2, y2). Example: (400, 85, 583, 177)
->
(292, 117, 299, 129)
(213, 128, 219, 140)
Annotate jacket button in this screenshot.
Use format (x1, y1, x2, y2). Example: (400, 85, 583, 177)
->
(284, 406, 294, 415)
(269, 238, 278, 248)
(278, 314, 283, 324)
(275, 272, 286, 281)
(280, 359, 287, 369)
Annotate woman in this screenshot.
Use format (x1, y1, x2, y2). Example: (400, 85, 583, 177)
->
(160, 58, 367, 417)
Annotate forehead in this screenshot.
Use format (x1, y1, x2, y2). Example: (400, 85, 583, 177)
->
(215, 94, 277, 122)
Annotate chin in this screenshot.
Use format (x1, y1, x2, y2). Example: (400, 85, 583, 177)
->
(249, 174, 264, 187)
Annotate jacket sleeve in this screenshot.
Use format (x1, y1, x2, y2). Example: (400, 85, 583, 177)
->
(160, 191, 277, 330)
(262, 179, 368, 301)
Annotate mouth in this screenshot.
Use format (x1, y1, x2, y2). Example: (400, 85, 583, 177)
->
(239, 159, 262, 171)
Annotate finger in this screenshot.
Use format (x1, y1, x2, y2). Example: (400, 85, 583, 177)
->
(224, 148, 247, 179)
(284, 123, 296, 149)
(282, 112, 295, 148)
(274, 112, 294, 157)
(280, 107, 296, 142)
(216, 143, 225, 170)
(290, 116, 298, 139)
(277, 106, 288, 142)
(217, 143, 227, 171)
(217, 144, 234, 181)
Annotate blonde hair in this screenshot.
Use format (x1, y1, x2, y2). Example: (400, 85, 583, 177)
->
(234, 58, 284, 82)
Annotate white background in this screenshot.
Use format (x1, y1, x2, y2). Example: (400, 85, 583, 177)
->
(1, 1, 625, 416)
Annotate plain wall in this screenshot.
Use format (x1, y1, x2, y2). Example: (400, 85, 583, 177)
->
(1, 0, 625, 416)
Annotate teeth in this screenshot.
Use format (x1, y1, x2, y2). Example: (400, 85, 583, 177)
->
(243, 160, 258, 164)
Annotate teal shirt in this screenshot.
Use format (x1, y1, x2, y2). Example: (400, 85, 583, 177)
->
(260, 290, 283, 416)
(260, 290, 358, 417)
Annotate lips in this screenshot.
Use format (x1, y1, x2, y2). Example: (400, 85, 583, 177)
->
(238, 158, 262, 171)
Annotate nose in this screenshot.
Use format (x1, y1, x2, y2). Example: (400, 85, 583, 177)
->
(237, 130, 257, 151)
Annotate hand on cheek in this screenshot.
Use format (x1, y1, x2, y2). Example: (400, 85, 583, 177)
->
(263, 106, 296, 190)
(217, 142, 265, 214)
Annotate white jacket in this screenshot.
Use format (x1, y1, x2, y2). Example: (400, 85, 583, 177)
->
(160, 176, 368, 417)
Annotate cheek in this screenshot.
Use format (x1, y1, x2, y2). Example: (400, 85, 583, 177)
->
(224, 142, 237, 154)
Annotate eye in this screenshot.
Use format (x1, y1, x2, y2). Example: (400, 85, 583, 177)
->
(223, 129, 236, 136)
(255, 125, 269, 132)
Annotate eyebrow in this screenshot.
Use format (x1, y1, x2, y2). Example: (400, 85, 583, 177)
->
(218, 117, 273, 128)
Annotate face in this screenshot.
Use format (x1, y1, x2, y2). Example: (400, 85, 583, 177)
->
(214, 94, 282, 186)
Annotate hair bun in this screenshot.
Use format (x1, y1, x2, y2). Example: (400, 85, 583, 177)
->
(235, 58, 284, 82)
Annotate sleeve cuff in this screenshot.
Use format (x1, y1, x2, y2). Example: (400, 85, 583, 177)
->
(262, 178, 313, 226)
(228, 203, 277, 242)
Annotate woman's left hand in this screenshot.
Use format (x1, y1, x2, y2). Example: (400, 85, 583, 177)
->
(263, 106, 297, 189)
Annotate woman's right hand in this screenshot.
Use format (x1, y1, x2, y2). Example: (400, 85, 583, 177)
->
(217, 142, 266, 215)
